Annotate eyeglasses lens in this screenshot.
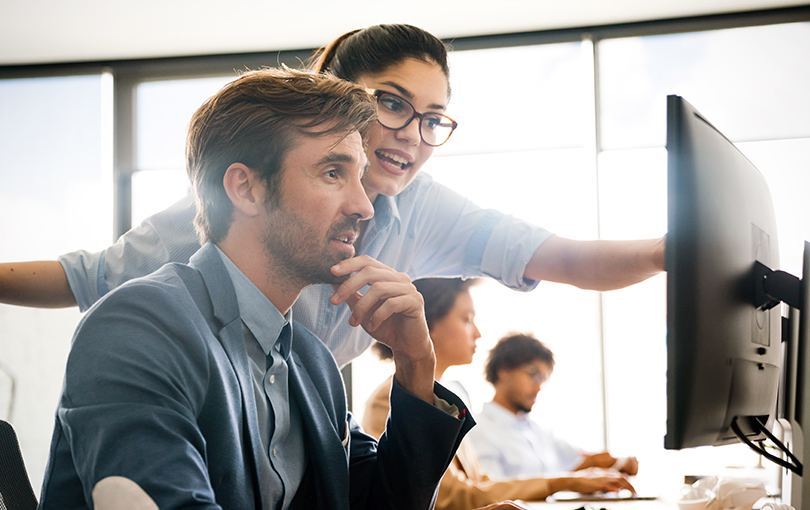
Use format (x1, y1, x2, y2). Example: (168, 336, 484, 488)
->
(522, 367, 548, 385)
(375, 92, 455, 147)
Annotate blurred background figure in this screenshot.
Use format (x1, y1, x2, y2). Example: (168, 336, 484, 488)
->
(362, 278, 634, 510)
(469, 333, 638, 480)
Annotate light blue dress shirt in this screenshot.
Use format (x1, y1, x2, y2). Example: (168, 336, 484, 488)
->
(468, 401, 583, 480)
(59, 172, 553, 367)
(216, 246, 306, 509)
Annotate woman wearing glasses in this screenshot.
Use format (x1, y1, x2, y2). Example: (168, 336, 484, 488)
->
(0, 24, 664, 367)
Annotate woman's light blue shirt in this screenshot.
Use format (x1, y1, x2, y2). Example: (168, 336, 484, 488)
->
(59, 173, 553, 367)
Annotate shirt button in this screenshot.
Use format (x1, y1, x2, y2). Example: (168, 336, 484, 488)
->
(272, 448, 278, 457)
(269, 374, 275, 384)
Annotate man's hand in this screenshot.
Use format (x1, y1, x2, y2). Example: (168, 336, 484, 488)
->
(330, 256, 435, 402)
(576, 452, 639, 476)
(575, 452, 616, 471)
(618, 456, 639, 476)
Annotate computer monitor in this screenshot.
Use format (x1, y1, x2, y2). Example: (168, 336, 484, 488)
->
(665, 94, 809, 507)
(665, 94, 783, 450)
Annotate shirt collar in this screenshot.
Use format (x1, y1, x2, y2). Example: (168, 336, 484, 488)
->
(487, 400, 531, 424)
(371, 192, 401, 236)
(214, 245, 292, 359)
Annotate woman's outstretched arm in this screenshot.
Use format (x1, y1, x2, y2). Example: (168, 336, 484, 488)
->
(524, 235, 666, 291)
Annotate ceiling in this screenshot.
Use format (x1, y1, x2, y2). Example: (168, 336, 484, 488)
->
(1, 0, 807, 66)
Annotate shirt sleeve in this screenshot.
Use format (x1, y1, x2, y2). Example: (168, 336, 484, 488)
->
(466, 417, 511, 480)
(552, 433, 586, 472)
(58, 194, 201, 312)
(406, 175, 554, 291)
(58, 249, 106, 312)
(435, 441, 553, 510)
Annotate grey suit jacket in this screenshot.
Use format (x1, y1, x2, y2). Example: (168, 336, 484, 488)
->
(39, 242, 473, 509)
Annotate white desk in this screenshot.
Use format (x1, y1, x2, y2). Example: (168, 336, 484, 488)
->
(520, 498, 677, 510)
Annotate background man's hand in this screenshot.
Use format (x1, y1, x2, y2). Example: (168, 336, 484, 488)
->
(576, 452, 639, 476)
(617, 456, 639, 476)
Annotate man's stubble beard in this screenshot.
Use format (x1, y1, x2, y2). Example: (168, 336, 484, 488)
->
(261, 201, 360, 287)
(510, 392, 535, 414)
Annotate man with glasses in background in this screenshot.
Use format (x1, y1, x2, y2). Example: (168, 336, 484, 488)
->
(469, 333, 639, 481)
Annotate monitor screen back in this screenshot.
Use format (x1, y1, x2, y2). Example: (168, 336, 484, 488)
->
(665, 95, 782, 450)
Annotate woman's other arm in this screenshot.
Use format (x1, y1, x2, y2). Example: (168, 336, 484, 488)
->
(4, 195, 200, 312)
(0, 260, 77, 308)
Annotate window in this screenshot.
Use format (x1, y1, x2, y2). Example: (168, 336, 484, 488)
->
(0, 73, 112, 490)
(598, 21, 810, 488)
(132, 76, 233, 225)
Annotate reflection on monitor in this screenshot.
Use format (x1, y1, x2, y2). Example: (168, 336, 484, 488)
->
(666, 94, 783, 450)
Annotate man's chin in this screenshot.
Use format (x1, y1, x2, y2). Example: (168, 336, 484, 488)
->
(313, 252, 355, 286)
(325, 272, 351, 285)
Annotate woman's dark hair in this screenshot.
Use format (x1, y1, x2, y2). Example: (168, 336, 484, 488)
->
(484, 333, 555, 385)
(372, 277, 477, 361)
(308, 24, 452, 95)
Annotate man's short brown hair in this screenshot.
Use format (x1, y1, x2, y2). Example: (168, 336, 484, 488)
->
(186, 67, 377, 244)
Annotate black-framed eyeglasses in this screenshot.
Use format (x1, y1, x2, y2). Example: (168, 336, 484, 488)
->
(373, 90, 458, 147)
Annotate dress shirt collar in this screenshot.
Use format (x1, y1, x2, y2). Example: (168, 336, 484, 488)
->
(484, 400, 531, 426)
(214, 245, 292, 359)
(371, 190, 402, 236)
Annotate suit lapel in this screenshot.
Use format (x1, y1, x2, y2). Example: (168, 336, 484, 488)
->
(188, 243, 269, 509)
(288, 351, 350, 510)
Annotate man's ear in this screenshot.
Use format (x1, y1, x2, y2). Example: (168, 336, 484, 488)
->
(223, 163, 265, 217)
(495, 368, 510, 386)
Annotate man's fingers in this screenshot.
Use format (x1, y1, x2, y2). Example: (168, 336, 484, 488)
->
(330, 261, 405, 306)
(361, 295, 421, 332)
(331, 254, 378, 274)
(347, 281, 420, 328)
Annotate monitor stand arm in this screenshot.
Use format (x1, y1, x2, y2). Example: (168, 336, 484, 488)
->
(755, 261, 803, 311)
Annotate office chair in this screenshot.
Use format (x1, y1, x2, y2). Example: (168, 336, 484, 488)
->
(0, 419, 38, 510)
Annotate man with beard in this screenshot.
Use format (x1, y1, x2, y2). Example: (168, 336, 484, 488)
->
(38, 68, 473, 510)
(470, 334, 638, 481)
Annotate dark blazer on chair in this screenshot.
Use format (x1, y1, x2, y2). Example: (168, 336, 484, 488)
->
(39, 243, 473, 510)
